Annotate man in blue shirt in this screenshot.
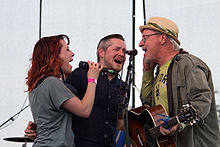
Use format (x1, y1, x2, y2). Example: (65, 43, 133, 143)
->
(66, 34, 127, 147)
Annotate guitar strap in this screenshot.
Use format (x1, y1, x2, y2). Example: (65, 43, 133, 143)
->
(33, 76, 48, 90)
(157, 114, 171, 130)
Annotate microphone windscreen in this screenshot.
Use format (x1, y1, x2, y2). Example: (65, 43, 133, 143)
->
(79, 61, 88, 69)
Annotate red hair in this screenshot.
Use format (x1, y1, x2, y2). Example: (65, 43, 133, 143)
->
(26, 34, 70, 92)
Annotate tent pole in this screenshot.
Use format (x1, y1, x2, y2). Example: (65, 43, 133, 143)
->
(39, 0, 42, 39)
(143, 0, 146, 25)
(132, 0, 136, 109)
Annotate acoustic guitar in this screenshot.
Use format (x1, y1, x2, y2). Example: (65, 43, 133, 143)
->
(128, 104, 197, 147)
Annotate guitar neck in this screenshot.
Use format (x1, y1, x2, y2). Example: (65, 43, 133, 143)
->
(150, 116, 179, 139)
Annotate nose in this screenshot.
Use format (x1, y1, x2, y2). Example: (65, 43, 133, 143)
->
(71, 50, 75, 57)
(139, 40, 144, 47)
(118, 49, 125, 56)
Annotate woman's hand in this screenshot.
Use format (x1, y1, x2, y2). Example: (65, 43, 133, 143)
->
(87, 61, 103, 80)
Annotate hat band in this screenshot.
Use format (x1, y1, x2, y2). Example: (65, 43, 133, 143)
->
(146, 22, 178, 39)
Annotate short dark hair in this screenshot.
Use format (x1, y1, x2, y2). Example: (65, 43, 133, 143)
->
(96, 34, 125, 62)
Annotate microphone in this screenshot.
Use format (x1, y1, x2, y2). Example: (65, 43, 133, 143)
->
(79, 61, 118, 74)
(125, 49, 138, 56)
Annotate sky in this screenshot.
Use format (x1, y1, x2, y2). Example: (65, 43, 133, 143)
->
(0, 0, 220, 146)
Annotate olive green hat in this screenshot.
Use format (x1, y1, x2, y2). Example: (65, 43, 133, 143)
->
(139, 17, 180, 45)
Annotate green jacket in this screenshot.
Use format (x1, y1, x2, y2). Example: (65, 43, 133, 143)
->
(140, 52, 220, 147)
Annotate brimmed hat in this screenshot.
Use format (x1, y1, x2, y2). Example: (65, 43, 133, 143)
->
(139, 17, 180, 45)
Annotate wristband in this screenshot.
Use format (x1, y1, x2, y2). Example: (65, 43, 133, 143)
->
(88, 78, 97, 84)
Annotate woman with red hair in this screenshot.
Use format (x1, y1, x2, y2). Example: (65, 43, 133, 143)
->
(26, 34, 102, 147)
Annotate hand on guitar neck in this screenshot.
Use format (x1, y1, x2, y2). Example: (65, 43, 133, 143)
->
(159, 122, 180, 136)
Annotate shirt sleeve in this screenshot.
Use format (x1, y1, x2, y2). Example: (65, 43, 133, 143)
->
(141, 70, 154, 97)
(185, 63, 212, 121)
(46, 77, 75, 110)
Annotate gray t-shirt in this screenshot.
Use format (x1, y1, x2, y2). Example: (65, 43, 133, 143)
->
(29, 76, 75, 147)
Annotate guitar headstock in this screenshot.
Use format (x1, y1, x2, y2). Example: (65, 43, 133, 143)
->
(178, 104, 198, 126)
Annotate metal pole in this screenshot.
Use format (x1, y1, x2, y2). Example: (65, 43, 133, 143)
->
(0, 105, 30, 129)
(132, 0, 136, 108)
(143, 0, 146, 25)
(39, 0, 42, 39)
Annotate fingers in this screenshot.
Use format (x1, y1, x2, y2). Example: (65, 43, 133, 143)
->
(24, 121, 34, 133)
(87, 61, 103, 71)
(24, 121, 37, 140)
(29, 121, 35, 127)
(25, 134, 36, 141)
(160, 125, 169, 135)
(87, 61, 103, 80)
(25, 130, 37, 140)
(160, 124, 178, 136)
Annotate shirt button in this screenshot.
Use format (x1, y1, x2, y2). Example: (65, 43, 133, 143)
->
(105, 121, 109, 124)
(104, 134, 107, 138)
(107, 107, 110, 111)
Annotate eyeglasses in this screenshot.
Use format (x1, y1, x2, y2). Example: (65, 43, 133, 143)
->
(141, 32, 162, 42)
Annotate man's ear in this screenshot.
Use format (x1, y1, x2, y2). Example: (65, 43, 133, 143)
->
(98, 48, 105, 58)
(160, 33, 167, 45)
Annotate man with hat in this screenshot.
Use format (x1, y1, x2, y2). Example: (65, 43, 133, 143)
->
(139, 17, 220, 147)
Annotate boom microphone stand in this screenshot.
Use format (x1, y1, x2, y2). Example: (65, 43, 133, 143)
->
(1, 105, 30, 147)
(123, 50, 137, 146)
(0, 105, 29, 129)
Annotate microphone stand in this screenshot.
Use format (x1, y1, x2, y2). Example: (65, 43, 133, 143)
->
(123, 54, 135, 147)
(1, 105, 30, 147)
(0, 105, 29, 129)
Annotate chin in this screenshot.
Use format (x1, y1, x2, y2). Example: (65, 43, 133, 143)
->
(63, 68, 72, 75)
(113, 66, 122, 72)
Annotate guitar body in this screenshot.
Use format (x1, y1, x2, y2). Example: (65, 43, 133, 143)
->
(128, 105, 175, 147)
